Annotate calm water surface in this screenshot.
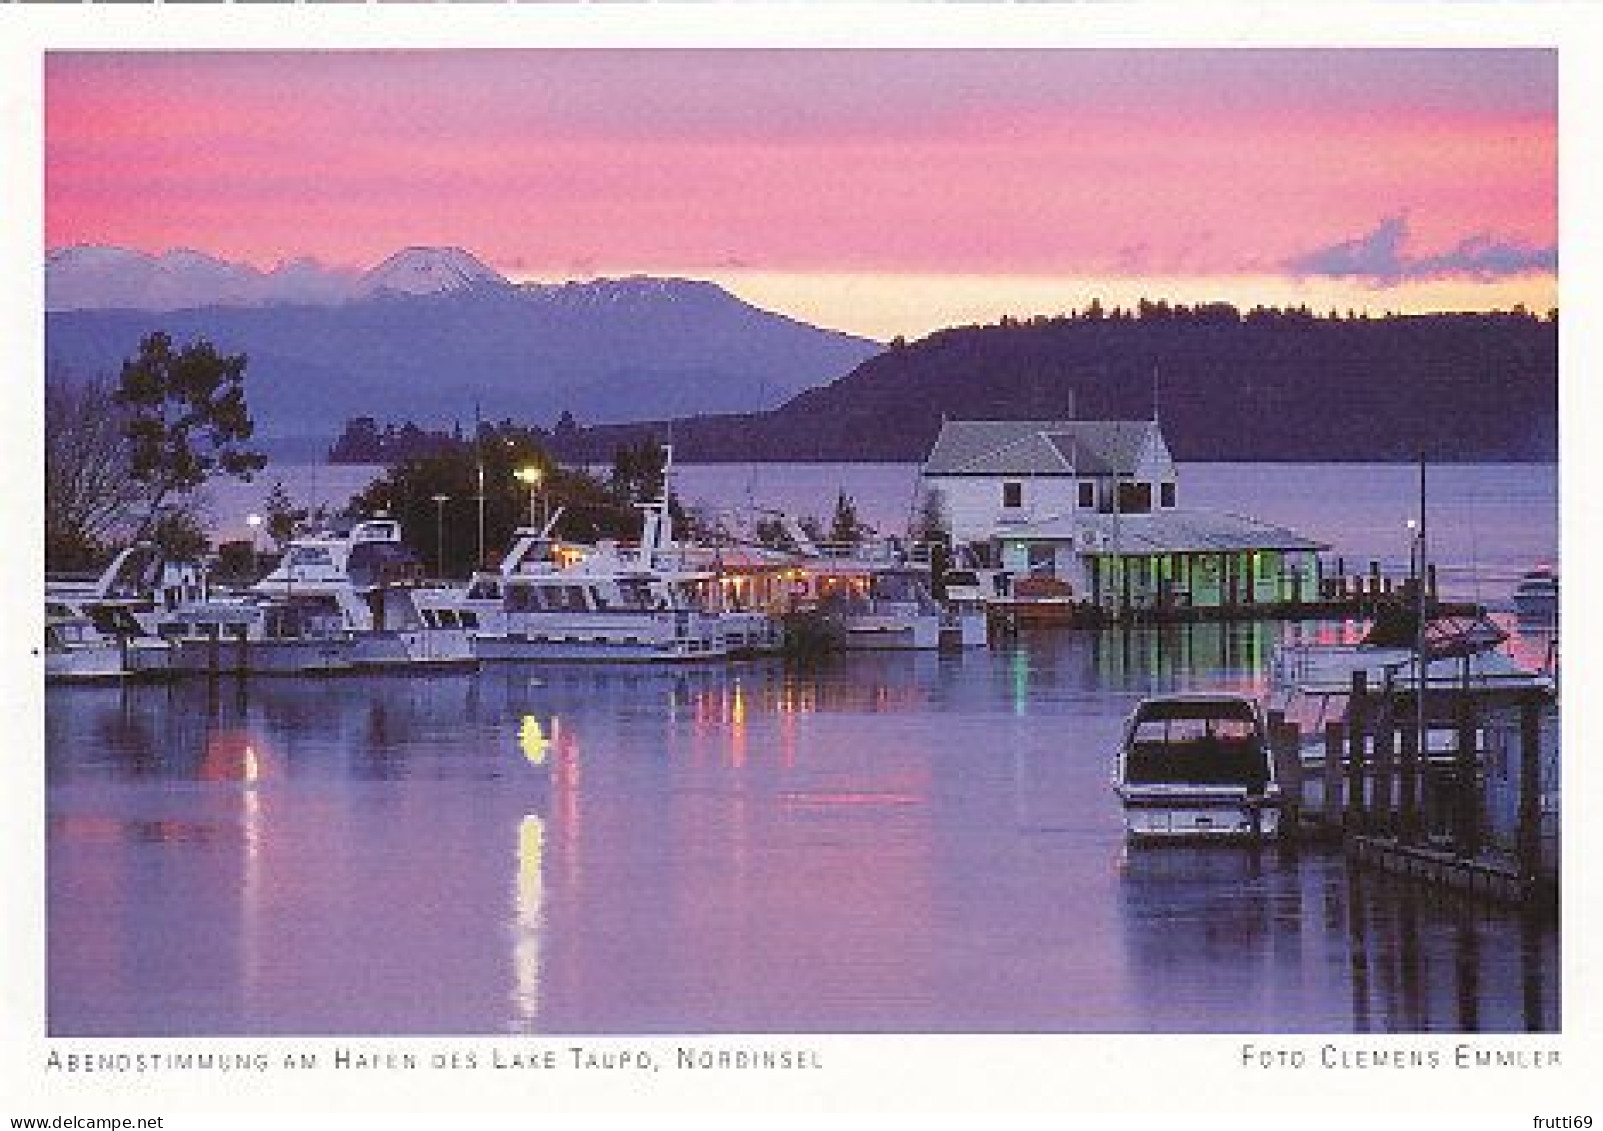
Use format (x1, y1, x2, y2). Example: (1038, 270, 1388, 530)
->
(48, 622, 1558, 1036)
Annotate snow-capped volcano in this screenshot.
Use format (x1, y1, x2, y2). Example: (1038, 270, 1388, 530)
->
(357, 246, 510, 298)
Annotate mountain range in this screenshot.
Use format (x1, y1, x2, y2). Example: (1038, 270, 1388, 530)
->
(45, 246, 881, 440)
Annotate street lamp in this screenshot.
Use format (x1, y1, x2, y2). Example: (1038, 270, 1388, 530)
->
(245, 513, 264, 577)
(515, 465, 544, 530)
(431, 494, 450, 578)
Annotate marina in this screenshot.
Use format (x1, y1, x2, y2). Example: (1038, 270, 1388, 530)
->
(47, 618, 1557, 1035)
(40, 455, 1565, 1033)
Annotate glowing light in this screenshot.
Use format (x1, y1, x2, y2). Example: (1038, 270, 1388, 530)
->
(518, 715, 551, 767)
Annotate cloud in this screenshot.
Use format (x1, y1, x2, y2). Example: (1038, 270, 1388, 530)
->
(1285, 216, 1555, 286)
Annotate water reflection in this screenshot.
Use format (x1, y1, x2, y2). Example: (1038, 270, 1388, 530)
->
(46, 621, 1557, 1035)
(510, 812, 546, 1032)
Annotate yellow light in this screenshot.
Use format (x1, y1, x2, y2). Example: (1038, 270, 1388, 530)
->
(515, 465, 543, 487)
(518, 715, 550, 766)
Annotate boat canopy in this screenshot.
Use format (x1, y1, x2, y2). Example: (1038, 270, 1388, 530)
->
(1131, 696, 1258, 724)
(1360, 607, 1507, 658)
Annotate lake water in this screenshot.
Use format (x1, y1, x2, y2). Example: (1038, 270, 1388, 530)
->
(204, 462, 1558, 604)
(47, 620, 1558, 1036)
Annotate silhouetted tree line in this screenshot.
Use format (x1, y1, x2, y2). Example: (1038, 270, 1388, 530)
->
(540, 306, 1557, 465)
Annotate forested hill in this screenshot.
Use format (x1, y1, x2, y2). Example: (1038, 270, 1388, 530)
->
(545, 308, 1558, 464)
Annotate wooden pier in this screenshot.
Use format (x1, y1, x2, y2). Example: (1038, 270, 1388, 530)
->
(1266, 673, 1558, 914)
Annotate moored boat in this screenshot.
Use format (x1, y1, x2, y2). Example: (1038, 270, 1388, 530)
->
(452, 497, 747, 662)
(44, 604, 129, 683)
(251, 517, 476, 669)
(1512, 566, 1558, 623)
(1113, 693, 1282, 841)
(158, 596, 356, 675)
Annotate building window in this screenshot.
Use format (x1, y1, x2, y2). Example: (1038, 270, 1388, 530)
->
(1078, 481, 1096, 509)
(1160, 482, 1176, 508)
(1117, 481, 1152, 514)
(1002, 481, 1023, 509)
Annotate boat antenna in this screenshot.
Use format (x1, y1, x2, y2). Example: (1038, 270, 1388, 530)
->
(1415, 450, 1428, 782)
(473, 399, 486, 570)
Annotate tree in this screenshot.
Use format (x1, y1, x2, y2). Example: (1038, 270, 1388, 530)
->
(351, 437, 641, 577)
(45, 368, 158, 570)
(262, 481, 310, 550)
(609, 438, 669, 503)
(150, 507, 209, 561)
(909, 487, 949, 545)
(828, 491, 870, 544)
(115, 331, 266, 535)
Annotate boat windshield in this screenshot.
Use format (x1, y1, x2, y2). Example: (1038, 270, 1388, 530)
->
(1125, 701, 1268, 788)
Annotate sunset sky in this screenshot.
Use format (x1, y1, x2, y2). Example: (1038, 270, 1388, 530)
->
(45, 49, 1556, 340)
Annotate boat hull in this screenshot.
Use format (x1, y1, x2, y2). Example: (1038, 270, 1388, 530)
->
(1117, 790, 1282, 841)
(353, 629, 477, 669)
(45, 647, 127, 684)
(838, 615, 942, 651)
(168, 638, 355, 675)
(473, 630, 728, 663)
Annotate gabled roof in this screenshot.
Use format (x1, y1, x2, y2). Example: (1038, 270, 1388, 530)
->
(923, 418, 1159, 477)
(998, 510, 1327, 554)
(1044, 422, 1153, 476)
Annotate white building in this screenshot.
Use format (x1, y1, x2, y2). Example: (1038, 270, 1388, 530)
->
(920, 419, 1325, 614)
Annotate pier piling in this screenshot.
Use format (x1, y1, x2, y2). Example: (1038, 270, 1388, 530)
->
(1267, 710, 1303, 830)
(1346, 671, 1368, 831)
(1323, 720, 1345, 827)
(1516, 696, 1545, 885)
(1398, 720, 1421, 844)
(1372, 679, 1396, 834)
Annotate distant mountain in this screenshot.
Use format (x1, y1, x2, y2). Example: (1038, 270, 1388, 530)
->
(47, 245, 362, 311)
(544, 308, 1559, 464)
(356, 247, 510, 299)
(44, 246, 881, 438)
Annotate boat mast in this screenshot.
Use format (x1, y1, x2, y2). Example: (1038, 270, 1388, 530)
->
(1416, 451, 1428, 772)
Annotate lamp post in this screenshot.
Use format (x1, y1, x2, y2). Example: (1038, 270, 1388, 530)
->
(516, 465, 544, 530)
(431, 494, 450, 578)
(245, 513, 264, 579)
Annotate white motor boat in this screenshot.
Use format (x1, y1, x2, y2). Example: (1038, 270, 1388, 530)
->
(157, 595, 356, 675)
(792, 551, 980, 651)
(1113, 693, 1282, 841)
(45, 542, 207, 677)
(251, 517, 475, 669)
(453, 500, 746, 663)
(1512, 566, 1558, 624)
(44, 602, 129, 683)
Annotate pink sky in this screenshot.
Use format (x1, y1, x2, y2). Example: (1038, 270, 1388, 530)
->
(45, 49, 1556, 337)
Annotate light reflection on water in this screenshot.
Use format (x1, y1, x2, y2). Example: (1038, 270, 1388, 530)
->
(46, 621, 1558, 1035)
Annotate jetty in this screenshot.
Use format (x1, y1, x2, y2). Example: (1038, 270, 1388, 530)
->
(1265, 663, 1558, 913)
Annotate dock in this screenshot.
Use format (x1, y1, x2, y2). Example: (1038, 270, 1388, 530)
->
(1266, 672, 1558, 914)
